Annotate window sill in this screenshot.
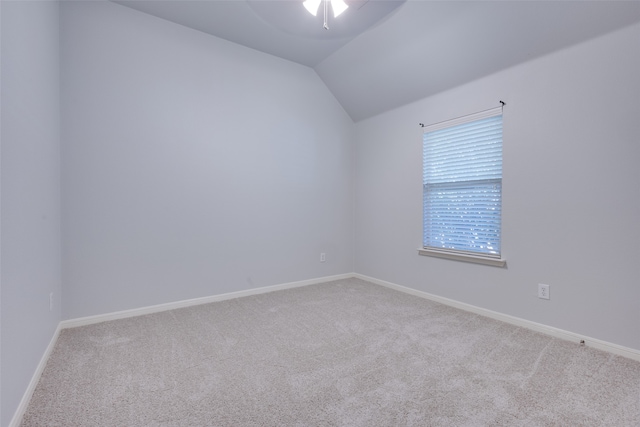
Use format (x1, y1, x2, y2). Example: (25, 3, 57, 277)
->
(417, 248, 506, 267)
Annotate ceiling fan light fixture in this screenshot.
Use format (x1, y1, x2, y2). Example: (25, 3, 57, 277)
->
(304, 0, 349, 25)
(331, 0, 348, 17)
(303, 0, 322, 16)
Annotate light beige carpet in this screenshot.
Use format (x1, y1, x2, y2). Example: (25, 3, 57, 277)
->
(21, 278, 640, 426)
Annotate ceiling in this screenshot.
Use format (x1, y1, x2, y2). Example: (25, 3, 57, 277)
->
(115, 0, 640, 121)
(114, 0, 407, 67)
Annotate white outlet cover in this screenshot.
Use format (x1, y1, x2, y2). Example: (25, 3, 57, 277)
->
(538, 284, 550, 300)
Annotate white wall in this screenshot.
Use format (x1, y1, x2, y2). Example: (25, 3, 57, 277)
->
(0, 1, 61, 426)
(354, 23, 640, 350)
(60, 1, 354, 320)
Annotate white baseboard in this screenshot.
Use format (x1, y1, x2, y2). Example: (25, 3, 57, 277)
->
(354, 273, 640, 362)
(61, 273, 354, 329)
(9, 323, 62, 427)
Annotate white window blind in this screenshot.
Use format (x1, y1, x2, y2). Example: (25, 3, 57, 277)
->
(422, 107, 503, 258)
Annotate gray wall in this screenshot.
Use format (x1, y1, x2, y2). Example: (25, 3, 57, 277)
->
(2, 2, 639, 424)
(60, 1, 354, 320)
(354, 23, 640, 350)
(0, 2, 61, 426)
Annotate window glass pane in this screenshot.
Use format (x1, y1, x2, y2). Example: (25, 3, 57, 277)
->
(423, 112, 502, 257)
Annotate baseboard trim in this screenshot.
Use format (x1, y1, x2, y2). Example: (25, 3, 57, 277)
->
(9, 323, 62, 427)
(61, 273, 354, 329)
(354, 273, 640, 362)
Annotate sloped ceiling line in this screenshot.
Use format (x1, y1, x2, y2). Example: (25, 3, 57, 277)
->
(114, 0, 640, 121)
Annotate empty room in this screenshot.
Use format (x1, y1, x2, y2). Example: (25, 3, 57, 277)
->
(2, 0, 639, 425)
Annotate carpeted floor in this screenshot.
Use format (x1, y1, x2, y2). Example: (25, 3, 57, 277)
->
(21, 278, 640, 426)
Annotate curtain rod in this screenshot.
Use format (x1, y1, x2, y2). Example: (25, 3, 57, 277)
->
(419, 101, 505, 128)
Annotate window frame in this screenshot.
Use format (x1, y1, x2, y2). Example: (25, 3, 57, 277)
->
(418, 106, 506, 267)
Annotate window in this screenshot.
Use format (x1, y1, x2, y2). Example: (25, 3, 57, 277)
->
(419, 106, 505, 267)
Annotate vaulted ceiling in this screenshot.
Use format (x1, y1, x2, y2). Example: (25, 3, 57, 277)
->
(115, 0, 640, 121)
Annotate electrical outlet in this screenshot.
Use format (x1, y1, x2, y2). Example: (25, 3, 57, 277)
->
(49, 292, 54, 311)
(538, 284, 550, 300)
(320, 253, 326, 262)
